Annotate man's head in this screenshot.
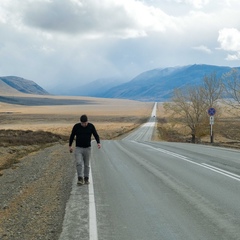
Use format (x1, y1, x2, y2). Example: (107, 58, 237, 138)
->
(80, 114, 88, 127)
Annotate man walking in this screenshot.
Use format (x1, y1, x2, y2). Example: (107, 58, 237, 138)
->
(69, 114, 101, 185)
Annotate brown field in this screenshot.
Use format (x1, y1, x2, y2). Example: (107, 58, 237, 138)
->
(0, 95, 153, 136)
(0, 95, 153, 172)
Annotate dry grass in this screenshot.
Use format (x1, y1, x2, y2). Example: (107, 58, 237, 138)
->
(0, 130, 68, 172)
(0, 95, 153, 173)
(0, 129, 67, 147)
(0, 96, 152, 136)
(156, 102, 240, 148)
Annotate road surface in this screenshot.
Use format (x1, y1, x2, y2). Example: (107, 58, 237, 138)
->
(60, 102, 240, 240)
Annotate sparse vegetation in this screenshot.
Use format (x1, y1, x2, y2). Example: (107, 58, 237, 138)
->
(0, 130, 68, 172)
(159, 70, 240, 148)
(163, 72, 233, 143)
(157, 115, 240, 148)
(0, 129, 68, 147)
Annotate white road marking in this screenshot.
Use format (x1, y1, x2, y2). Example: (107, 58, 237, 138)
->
(201, 163, 240, 182)
(89, 167, 98, 240)
(133, 141, 240, 182)
(59, 151, 98, 240)
(58, 174, 86, 240)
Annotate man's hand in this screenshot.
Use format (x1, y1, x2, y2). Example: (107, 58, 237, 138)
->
(97, 143, 101, 149)
(69, 146, 73, 153)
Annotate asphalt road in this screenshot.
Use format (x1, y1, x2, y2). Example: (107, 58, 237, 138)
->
(60, 102, 240, 240)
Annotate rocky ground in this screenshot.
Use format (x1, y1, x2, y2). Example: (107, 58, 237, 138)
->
(0, 143, 75, 240)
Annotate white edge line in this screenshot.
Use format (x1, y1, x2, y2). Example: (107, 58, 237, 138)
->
(201, 163, 240, 178)
(132, 141, 240, 182)
(201, 163, 240, 182)
(89, 165, 98, 240)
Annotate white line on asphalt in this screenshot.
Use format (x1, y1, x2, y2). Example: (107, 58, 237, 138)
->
(58, 173, 84, 240)
(201, 163, 240, 182)
(89, 166, 98, 240)
(133, 141, 240, 182)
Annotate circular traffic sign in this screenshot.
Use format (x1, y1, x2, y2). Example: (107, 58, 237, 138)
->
(208, 107, 216, 116)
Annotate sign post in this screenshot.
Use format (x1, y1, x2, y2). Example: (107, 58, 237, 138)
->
(208, 108, 216, 143)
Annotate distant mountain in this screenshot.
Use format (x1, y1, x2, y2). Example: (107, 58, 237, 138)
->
(0, 76, 49, 95)
(51, 77, 127, 96)
(101, 64, 240, 101)
(2, 64, 239, 102)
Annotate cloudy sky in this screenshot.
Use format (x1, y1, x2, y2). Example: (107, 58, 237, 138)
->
(1, 0, 240, 92)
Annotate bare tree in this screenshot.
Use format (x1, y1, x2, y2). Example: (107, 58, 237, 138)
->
(164, 86, 208, 143)
(223, 68, 240, 111)
(202, 72, 223, 108)
(164, 73, 222, 143)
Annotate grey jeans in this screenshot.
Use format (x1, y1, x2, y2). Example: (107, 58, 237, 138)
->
(74, 147, 91, 178)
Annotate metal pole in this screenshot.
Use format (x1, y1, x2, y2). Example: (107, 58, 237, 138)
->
(210, 124, 213, 143)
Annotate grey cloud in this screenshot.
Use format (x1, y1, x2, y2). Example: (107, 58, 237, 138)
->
(1, 0, 240, 93)
(23, 0, 137, 35)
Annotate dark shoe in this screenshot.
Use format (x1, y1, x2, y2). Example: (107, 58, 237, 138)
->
(84, 177, 90, 184)
(77, 177, 84, 185)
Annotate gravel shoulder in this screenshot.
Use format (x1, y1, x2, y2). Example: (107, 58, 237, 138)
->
(0, 143, 75, 240)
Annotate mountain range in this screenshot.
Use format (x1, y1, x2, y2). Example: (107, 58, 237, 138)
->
(101, 64, 239, 101)
(0, 76, 49, 95)
(1, 64, 239, 102)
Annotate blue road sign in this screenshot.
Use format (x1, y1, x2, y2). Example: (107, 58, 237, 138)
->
(208, 107, 216, 116)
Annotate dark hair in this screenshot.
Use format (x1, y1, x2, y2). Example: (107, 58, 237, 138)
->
(80, 114, 88, 122)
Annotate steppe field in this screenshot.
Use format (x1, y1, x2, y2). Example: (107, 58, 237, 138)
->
(0, 95, 153, 136)
(0, 94, 154, 172)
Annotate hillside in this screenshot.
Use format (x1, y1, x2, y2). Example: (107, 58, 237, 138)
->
(0, 76, 49, 95)
(101, 64, 240, 101)
(0, 79, 20, 94)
